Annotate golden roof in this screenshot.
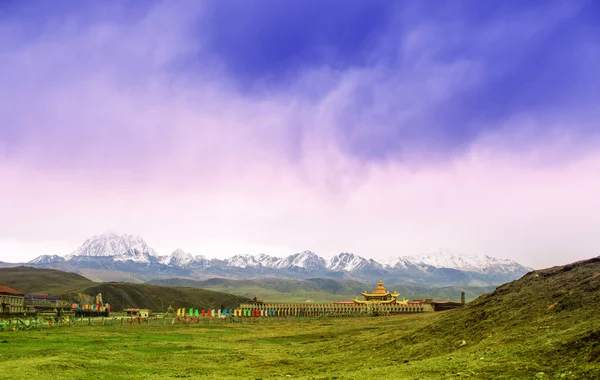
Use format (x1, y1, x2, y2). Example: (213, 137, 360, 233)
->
(361, 279, 394, 296)
(374, 279, 387, 294)
(357, 279, 404, 302)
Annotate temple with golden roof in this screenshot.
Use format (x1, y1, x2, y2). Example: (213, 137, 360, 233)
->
(352, 279, 409, 305)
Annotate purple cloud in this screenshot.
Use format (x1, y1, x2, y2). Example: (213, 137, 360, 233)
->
(1, 1, 599, 267)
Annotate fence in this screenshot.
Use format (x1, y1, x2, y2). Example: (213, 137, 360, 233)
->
(1, 303, 433, 331)
(173, 302, 432, 320)
(0, 316, 176, 331)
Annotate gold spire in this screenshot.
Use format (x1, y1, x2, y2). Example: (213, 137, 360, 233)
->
(374, 278, 386, 294)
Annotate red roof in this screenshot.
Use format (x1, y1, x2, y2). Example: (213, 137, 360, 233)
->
(0, 284, 25, 296)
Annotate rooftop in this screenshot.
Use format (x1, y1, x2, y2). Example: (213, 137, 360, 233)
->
(0, 284, 25, 296)
(25, 293, 58, 300)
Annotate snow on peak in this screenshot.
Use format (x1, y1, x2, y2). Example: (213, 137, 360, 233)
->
(379, 251, 531, 274)
(226, 254, 279, 268)
(39, 230, 531, 277)
(67, 232, 158, 263)
(256, 253, 280, 266)
(410, 250, 529, 273)
(327, 252, 370, 272)
(158, 249, 208, 267)
(380, 256, 423, 270)
(28, 255, 65, 264)
(226, 254, 262, 268)
(274, 250, 326, 270)
(166, 249, 195, 266)
(413, 251, 486, 271)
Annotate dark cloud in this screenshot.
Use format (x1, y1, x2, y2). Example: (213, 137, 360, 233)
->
(1, 0, 599, 171)
(194, 0, 395, 90)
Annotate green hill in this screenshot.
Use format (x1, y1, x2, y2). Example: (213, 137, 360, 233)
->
(0, 266, 250, 311)
(68, 282, 249, 311)
(148, 277, 492, 303)
(375, 256, 600, 378)
(388, 284, 496, 302)
(0, 266, 93, 293)
(148, 277, 352, 303)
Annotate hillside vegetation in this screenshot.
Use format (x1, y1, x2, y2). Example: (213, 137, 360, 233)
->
(71, 282, 249, 310)
(0, 267, 250, 310)
(385, 256, 600, 378)
(0, 266, 93, 294)
(148, 277, 364, 302)
(148, 277, 492, 303)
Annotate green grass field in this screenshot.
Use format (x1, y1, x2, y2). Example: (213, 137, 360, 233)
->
(0, 312, 594, 379)
(2, 259, 599, 379)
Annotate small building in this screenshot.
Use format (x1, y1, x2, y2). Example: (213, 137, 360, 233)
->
(0, 284, 25, 314)
(25, 293, 59, 309)
(423, 292, 466, 312)
(428, 301, 465, 312)
(252, 297, 264, 305)
(125, 308, 140, 316)
(139, 309, 150, 318)
(25, 293, 71, 316)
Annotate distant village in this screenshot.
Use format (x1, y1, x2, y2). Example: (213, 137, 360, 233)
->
(0, 284, 111, 319)
(1, 279, 465, 322)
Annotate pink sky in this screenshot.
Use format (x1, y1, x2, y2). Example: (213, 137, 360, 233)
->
(1, 1, 599, 268)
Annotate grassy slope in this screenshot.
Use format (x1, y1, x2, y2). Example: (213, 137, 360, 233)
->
(0, 266, 93, 294)
(0, 267, 250, 310)
(72, 282, 249, 310)
(394, 256, 600, 377)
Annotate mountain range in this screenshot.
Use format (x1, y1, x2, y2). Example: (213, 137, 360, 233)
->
(26, 232, 532, 286)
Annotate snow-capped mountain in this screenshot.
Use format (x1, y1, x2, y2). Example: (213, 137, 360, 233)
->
(29, 254, 65, 265)
(226, 252, 327, 270)
(327, 253, 382, 272)
(226, 254, 279, 268)
(413, 251, 488, 272)
(379, 250, 530, 275)
(66, 232, 159, 263)
(158, 249, 210, 268)
(380, 256, 424, 270)
(25, 232, 532, 286)
(273, 251, 327, 270)
(162, 249, 195, 267)
(472, 255, 531, 275)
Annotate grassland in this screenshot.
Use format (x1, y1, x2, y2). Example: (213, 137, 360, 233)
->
(0, 312, 595, 380)
(2, 258, 599, 379)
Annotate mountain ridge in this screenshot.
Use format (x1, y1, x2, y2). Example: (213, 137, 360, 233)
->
(26, 232, 532, 286)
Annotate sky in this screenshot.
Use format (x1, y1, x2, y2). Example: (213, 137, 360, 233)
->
(1, 0, 599, 268)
